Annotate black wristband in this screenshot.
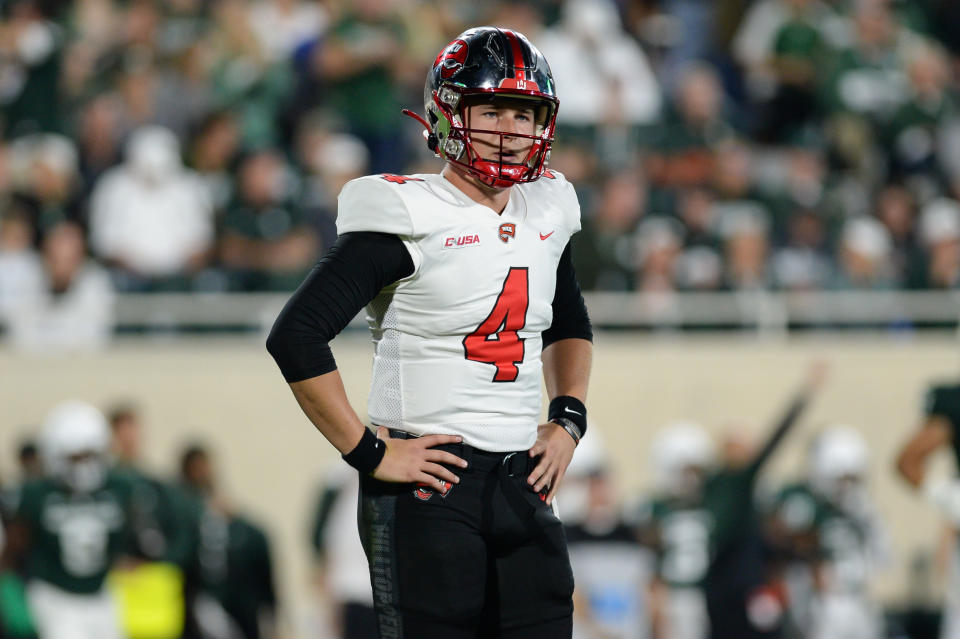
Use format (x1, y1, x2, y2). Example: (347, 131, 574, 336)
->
(342, 428, 386, 474)
(548, 395, 587, 439)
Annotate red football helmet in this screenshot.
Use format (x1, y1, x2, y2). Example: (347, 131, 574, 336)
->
(407, 27, 559, 188)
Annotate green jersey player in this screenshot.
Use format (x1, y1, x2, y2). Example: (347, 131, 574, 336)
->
(770, 427, 888, 639)
(2, 402, 131, 639)
(897, 381, 960, 639)
(636, 422, 715, 639)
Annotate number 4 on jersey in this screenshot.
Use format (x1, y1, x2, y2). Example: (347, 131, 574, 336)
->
(463, 267, 529, 382)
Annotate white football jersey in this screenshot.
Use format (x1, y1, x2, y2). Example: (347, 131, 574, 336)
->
(336, 170, 582, 452)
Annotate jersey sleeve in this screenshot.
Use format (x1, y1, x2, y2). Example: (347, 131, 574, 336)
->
(547, 170, 583, 234)
(336, 176, 416, 237)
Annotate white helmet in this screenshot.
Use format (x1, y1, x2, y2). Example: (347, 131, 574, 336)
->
(557, 426, 608, 525)
(565, 425, 608, 480)
(40, 401, 110, 492)
(650, 421, 716, 497)
(809, 425, 868, 501)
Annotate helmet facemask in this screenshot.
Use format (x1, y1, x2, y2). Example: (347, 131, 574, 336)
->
(428, 85, 557, 188)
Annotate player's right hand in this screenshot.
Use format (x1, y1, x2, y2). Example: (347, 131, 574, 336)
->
(371, 426, 468, 486)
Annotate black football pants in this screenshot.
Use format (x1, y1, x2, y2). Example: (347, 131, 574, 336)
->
(358, 432, 574, 639)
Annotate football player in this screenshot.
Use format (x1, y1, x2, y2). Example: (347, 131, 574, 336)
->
(106, 404, 191, 639)
(1, 401, 130, 639)
(563, 430, 655, 639)
(177, 445, 278, 639)
(702, 362, 827, 639)
(896, 381, 960, 639)
(770, 426, 889, 639)
(636, 423, 715, 639)
(267, 26, 593, 638)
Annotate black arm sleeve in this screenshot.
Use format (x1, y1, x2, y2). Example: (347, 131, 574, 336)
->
(266, 232, 414, 383)
(543, 242, 593, 348)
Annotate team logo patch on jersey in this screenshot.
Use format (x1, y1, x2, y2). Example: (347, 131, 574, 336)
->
(413, 480, 453, 501)
(498, 222, 516, 243)
(443, 234, 481, 249)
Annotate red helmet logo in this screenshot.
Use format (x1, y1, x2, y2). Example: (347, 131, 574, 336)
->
(434, 39, 469, 79)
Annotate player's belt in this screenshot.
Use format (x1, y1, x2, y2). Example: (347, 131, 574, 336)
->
(387, 428, 530, 475)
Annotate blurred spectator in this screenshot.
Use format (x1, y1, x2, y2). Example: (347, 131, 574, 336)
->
(187, 110, 241, 212)
(248, 0, 328, 65)
(883, 41, 957, 192)
(0, 0, 65, 137)
(89, 125, 213, 290)
(673, 189, 725, 291)
(537, 0, 661, 166)
(75, 95, 125, 198)
(312, 0, 410, 174)
(832, 216, 895, 289)
(179, 445, 278, 639)
(563, 431, 654, 639)
(295, 125, 370, 252)
(4, 220, 115, 351)
(717, 206, 771, 290)
(654, 0, 718, 92)
(873, 183, 921, 286)
(635, 217, 684, 293)
(8, 133, 83, 236)
(820, 0, 921, 177)
(573, 170, 647, 291)
(915, 198, 960, 289)
(739, 0, 838, 143)
(205, 0, 293, 148)
(756, 145, 830, 243)
(646, 64, 737, 215)
(0, 207, 39, 319)
(219, 148, 318, 291)
(309, 465, 375, 639)
(771, 209, 832, 291)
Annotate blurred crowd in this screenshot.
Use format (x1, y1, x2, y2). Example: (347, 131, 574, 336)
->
(1, 0, 960, 334)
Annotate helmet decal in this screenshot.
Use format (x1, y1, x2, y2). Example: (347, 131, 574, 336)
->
(435, 39, 469, 80)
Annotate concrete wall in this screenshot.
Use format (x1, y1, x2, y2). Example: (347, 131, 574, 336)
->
(2, 332, 958, 634)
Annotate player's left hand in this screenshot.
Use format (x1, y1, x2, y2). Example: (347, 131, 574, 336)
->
(527, 421, 577, 505)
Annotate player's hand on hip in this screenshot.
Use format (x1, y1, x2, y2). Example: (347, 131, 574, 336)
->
(371, 426, 468, 485)
(527, 421, 577, 505)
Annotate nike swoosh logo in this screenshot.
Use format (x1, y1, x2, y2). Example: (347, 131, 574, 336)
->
(564, 407, 582, 416)
(539, 231, 554, 240)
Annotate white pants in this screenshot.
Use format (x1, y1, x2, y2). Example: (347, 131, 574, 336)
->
(942, 550, 960, 639)
(26, 580, 125, 639)
(808, 592, 883, 639)
(664, 587, 709, 639)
